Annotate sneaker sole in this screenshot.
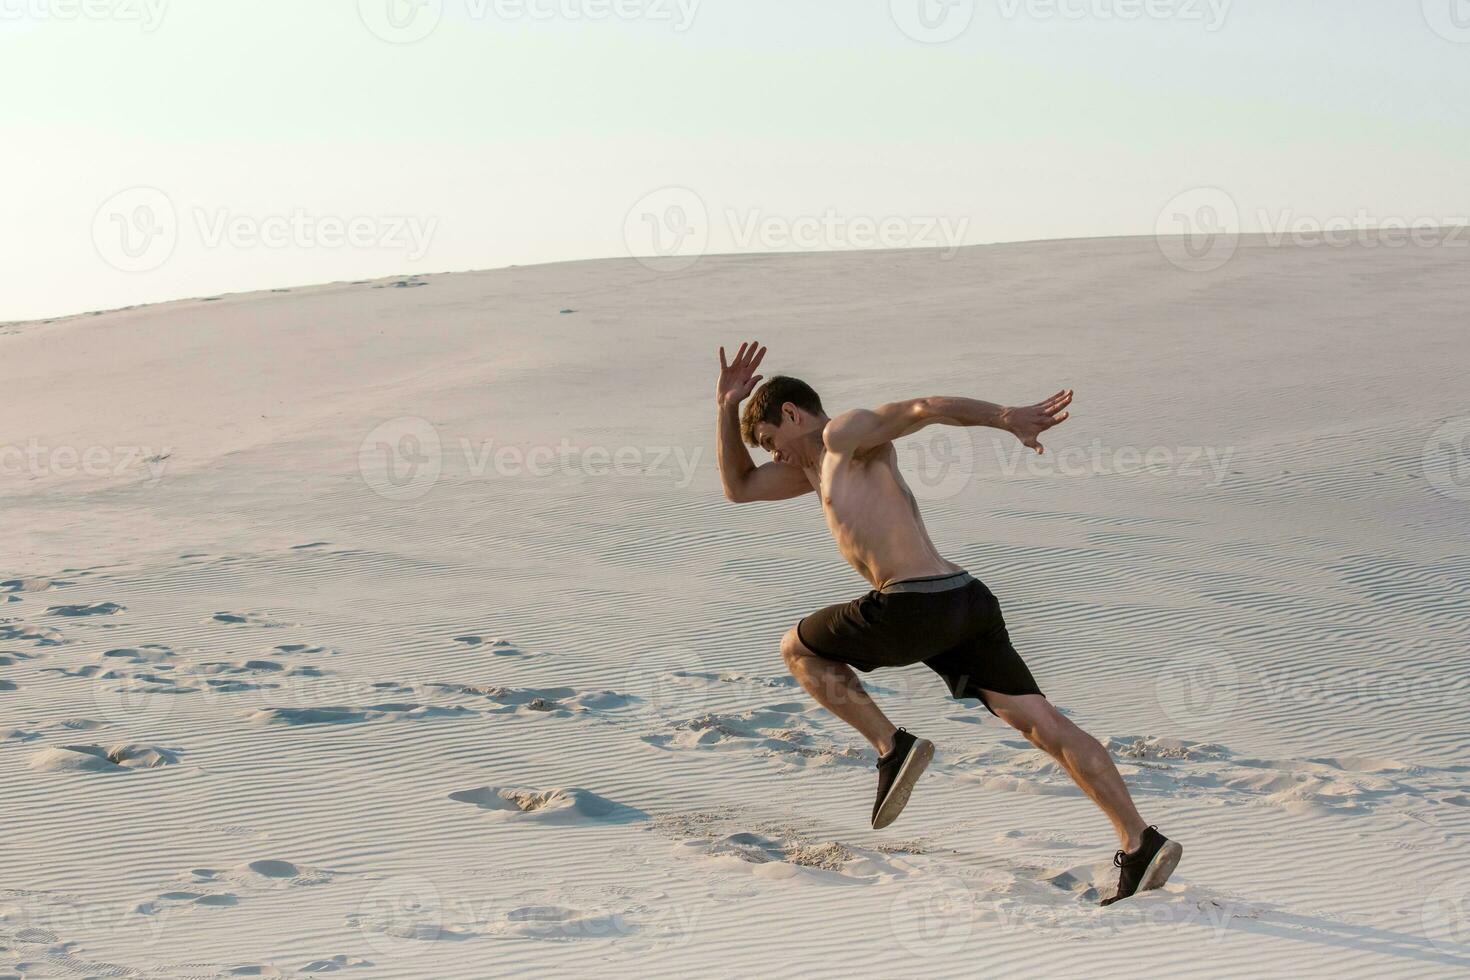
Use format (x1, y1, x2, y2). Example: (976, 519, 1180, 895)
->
(872, 738, 934, 830)
(1138, 840, 1183, 893)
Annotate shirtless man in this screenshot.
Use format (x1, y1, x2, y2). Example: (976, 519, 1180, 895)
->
(715, 340, 1183, 906)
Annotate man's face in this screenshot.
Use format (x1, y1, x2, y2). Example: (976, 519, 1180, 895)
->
(753, 407, 807, 467)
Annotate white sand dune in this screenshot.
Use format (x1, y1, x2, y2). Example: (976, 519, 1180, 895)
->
(2, 236, 1468, 977)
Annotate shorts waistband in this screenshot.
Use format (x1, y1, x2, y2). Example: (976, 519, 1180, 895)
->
(879, 570, 975, 595)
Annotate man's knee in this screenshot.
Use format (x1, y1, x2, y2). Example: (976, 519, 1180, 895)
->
(991, 694, 1071, 750)
(780, 626, 811, 671)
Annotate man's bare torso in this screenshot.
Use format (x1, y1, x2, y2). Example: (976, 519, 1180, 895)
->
(802, 436, 963, 591)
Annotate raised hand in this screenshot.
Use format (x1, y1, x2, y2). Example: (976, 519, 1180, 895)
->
(1006, 389, 1073, 454)
(717, 340, 767, 408)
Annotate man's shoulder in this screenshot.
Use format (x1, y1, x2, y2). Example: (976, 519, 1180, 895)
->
(823, 409, 879, 454)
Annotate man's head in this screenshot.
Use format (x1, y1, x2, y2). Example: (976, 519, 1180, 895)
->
(741, 376, 828, 468)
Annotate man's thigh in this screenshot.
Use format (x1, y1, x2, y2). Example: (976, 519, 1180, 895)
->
(792, 594, 890, 669)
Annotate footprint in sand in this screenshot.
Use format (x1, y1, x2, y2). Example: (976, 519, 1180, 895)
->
(673, 831, 913, 881)
(102, 644, 177, 664)
(244, 707, 369, 726)
(298, 954, 370, 972)
(209, 611, 290, 628)
(204, 677, 284, 693)
(269, 643, 335, 657)
(135, 890, 239, 915)
(187, 860, 336, 891)
(56, 718, 109, 731)
(953, 734, 1456, 817)
(431, 683, 631, 717)
(0, 622, 65, 645)
(237, 859, 331, 887)
(194, 658, 285, 676)
(104, 668, 199, 696)
(245, 702, 475, 726)
(670, 668, 799, 690)
(997, 829, 1093, 851)
(451, 635, 531, 658)
(486, 905, 636, 941)
(1, 577, 63, 594)
(40, 664, 107, 679)
(642, 702, 868, 768)
(46, 601, 125, 617)
(448, 786, 645, 824)
(29, 743, 180, 772)
(0, 650, 41, 666)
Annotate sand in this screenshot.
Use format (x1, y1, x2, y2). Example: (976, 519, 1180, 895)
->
(1, 234, 1468, 977)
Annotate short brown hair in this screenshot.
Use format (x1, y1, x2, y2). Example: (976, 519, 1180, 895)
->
(740, 376, 825, 448)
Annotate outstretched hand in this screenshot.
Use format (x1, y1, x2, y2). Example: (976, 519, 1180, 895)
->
(717, 340, 767, 407)
(1006, 389, 1073, 454)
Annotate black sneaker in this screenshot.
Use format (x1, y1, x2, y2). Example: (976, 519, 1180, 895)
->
(1100, 825, 1183, 906)
(871, 728, 934, 830)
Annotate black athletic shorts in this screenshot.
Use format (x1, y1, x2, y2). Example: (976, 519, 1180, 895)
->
(796, 569, 1043, 718)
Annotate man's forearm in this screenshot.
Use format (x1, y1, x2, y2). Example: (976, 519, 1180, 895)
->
(717, 401, 756, 497)
(924, 396, 1012, 431)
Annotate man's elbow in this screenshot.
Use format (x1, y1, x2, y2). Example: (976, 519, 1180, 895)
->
(722, 483, 748, 504)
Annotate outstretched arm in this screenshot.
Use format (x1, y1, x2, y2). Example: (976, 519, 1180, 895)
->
(716, 341, 816, 504)
(825, 389, 1074, 457)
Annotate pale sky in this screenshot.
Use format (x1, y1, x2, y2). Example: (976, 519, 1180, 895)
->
(2, 0, 1467, 320)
